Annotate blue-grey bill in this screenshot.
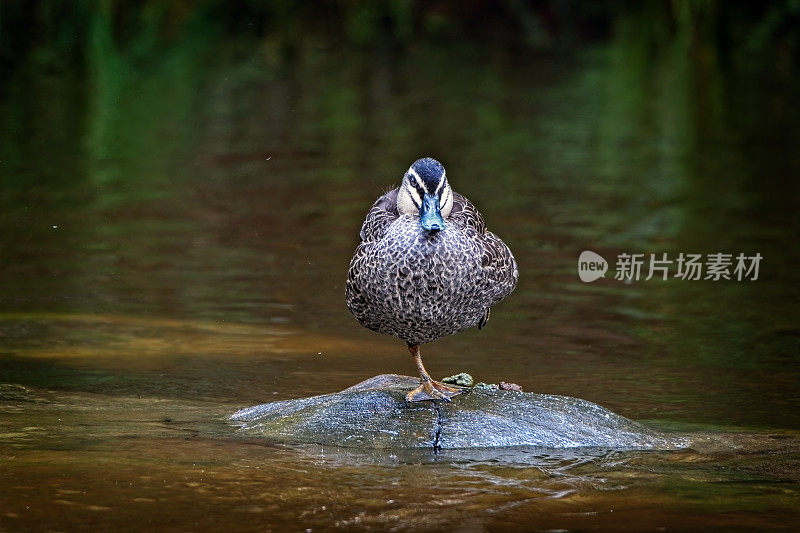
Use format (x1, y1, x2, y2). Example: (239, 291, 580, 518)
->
(420, 193, 445, 231)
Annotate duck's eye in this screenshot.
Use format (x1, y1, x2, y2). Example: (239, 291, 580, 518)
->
(406, 181, 426, 207)
(402, 178, 423, 209)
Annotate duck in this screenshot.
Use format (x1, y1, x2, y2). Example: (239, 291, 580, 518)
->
(345, 157, 518, 402)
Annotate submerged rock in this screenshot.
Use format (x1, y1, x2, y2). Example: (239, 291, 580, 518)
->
(230, 374, 687, 450)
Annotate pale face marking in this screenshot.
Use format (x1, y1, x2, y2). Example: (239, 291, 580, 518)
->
(407, 167, 429, 195)
(398, 164, 451, 217)
(440, 182, 453, 217)
(405, 178, 422, 207)
(434, 170, 446, 195)
(397, 176, 421, 215)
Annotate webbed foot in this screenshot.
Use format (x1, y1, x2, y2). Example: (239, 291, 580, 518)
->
(405, 380, 465, 403)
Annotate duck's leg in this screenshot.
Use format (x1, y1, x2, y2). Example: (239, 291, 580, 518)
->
(405, 343, 465, 402)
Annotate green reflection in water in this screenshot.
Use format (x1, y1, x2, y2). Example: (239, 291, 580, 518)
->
(1, 3, 799, 530)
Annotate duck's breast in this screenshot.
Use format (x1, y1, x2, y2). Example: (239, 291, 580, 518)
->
(347, 214, 514, 344)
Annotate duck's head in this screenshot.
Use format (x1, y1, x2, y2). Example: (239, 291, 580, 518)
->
(397, 157, 454, 232)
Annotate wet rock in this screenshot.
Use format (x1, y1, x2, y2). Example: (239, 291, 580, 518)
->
(230, 374, 688, 450)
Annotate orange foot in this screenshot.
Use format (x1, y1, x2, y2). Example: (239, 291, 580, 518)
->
(405, 380, 465, 402)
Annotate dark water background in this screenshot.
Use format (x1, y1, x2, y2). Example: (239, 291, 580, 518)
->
(1, 2, 799, 531)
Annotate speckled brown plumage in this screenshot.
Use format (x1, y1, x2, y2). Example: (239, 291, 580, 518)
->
(346, 188, 518, 345)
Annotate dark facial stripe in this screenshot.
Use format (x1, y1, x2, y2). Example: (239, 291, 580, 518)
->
(410, 190, 421, 208)
(441, 184, 452, 208)
(407, 175, 426, 201)
(404, 178, 423, 208)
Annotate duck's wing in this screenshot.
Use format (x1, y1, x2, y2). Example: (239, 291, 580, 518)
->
(450, 191, 519, 321)
(448, 192, 486, 234)
(479, 229, 519, 307)
(359, 188, 399, 242)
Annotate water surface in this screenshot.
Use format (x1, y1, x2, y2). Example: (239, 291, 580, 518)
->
(1, 19, 799, 531)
